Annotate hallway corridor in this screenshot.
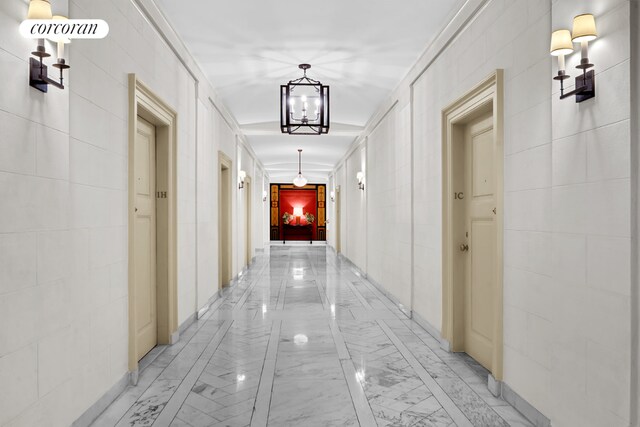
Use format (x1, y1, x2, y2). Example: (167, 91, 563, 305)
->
(92, 247, 530, 427)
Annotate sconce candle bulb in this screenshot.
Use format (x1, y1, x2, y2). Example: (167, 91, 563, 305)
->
(572, 14, 597, 67)
(49, 16, 71, 65)
(550, 29, 573, 73)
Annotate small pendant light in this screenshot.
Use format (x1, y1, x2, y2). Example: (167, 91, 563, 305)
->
(293, 149, 308, 187)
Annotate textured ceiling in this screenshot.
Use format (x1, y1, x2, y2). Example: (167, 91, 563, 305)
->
(154, 0, 462, 182)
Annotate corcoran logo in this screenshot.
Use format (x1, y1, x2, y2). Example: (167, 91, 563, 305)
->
(19, 19, 109, 39)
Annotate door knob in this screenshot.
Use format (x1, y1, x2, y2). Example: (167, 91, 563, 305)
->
(460, 243, 469, 252)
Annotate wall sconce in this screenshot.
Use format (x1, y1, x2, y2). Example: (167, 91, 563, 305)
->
(550, 13, 597, 103)
(27, 2, 71, 93)
(330, 190, 335, 202)
(238, 170, 246, 189)
(356, 172, 365, 191)
(262, 190, 268, 202)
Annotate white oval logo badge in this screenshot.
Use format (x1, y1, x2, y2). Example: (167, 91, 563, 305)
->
(19, 19, 110, 39)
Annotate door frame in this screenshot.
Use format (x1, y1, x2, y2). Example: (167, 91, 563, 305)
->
(218, 151, 232, 289)
(335, 186, 341, 253)
(441, 70, 504, 380)
(244, 175, 252, 267)
(127, 74, 178, 376)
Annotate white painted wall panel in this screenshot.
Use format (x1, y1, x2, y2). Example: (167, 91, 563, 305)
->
(366, 102, 412, 307)
(345, 146, 367, 271)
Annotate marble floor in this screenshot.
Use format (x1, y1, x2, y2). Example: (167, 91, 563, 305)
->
(92, 246, 532, 427)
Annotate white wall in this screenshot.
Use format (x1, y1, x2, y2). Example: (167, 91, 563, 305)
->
(547, 2, 630, 424)
(334, 165, 348, 254)
(343, 145, 367, 270)
(0, 0, 266, 425)
(366, 101, 412, 307)
(632, 0, 640, 424)
(237, 142, 255, 271)
(333, 0, 635, 425)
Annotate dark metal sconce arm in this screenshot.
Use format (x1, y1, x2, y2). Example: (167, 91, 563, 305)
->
(554, 64, 595, 103)
(559, 77, 591, 100)
(560, 86, 587, 99)
(29, 57, 68, 92)
(39, 72, 65, 90)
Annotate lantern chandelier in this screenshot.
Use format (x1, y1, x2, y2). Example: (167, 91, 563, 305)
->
(293, 149, 308, 187)
(280, 64, 330, 135)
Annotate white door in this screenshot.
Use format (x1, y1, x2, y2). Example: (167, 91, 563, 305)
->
(463, 113, 496, 370)
(219, 163, 231, 287)
(135, 117, 157, 360)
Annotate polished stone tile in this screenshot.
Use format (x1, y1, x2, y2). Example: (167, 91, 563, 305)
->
(268, 379, 359, 426)
(92, 246, 533, 427)
(115, 379, 181, 426)
(175, 403, 218, 426)
(275, 354, 343, 380)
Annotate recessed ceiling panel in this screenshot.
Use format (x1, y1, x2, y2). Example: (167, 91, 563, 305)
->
(154, 0, 461, 180)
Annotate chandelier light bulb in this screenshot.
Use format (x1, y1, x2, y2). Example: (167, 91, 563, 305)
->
(301, 95, 307, 102)
(315, 99, 321, 106)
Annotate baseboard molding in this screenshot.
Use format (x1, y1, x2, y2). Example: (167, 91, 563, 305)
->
(366, 275, 412, 318)
(337, 253, 368, 279)
(176, 312, 196, 341)
(487, 374, 501, 397)
(139, 345, 168, 372)
(72, 372, 129, 427)
(501, 382, 551, 427)
(197, 291, 222, 319)
(336, 252, 416, 322)
(338, 253, 408, 318)
(236, 264, 250, 279)
(410, 310, 452, 351)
